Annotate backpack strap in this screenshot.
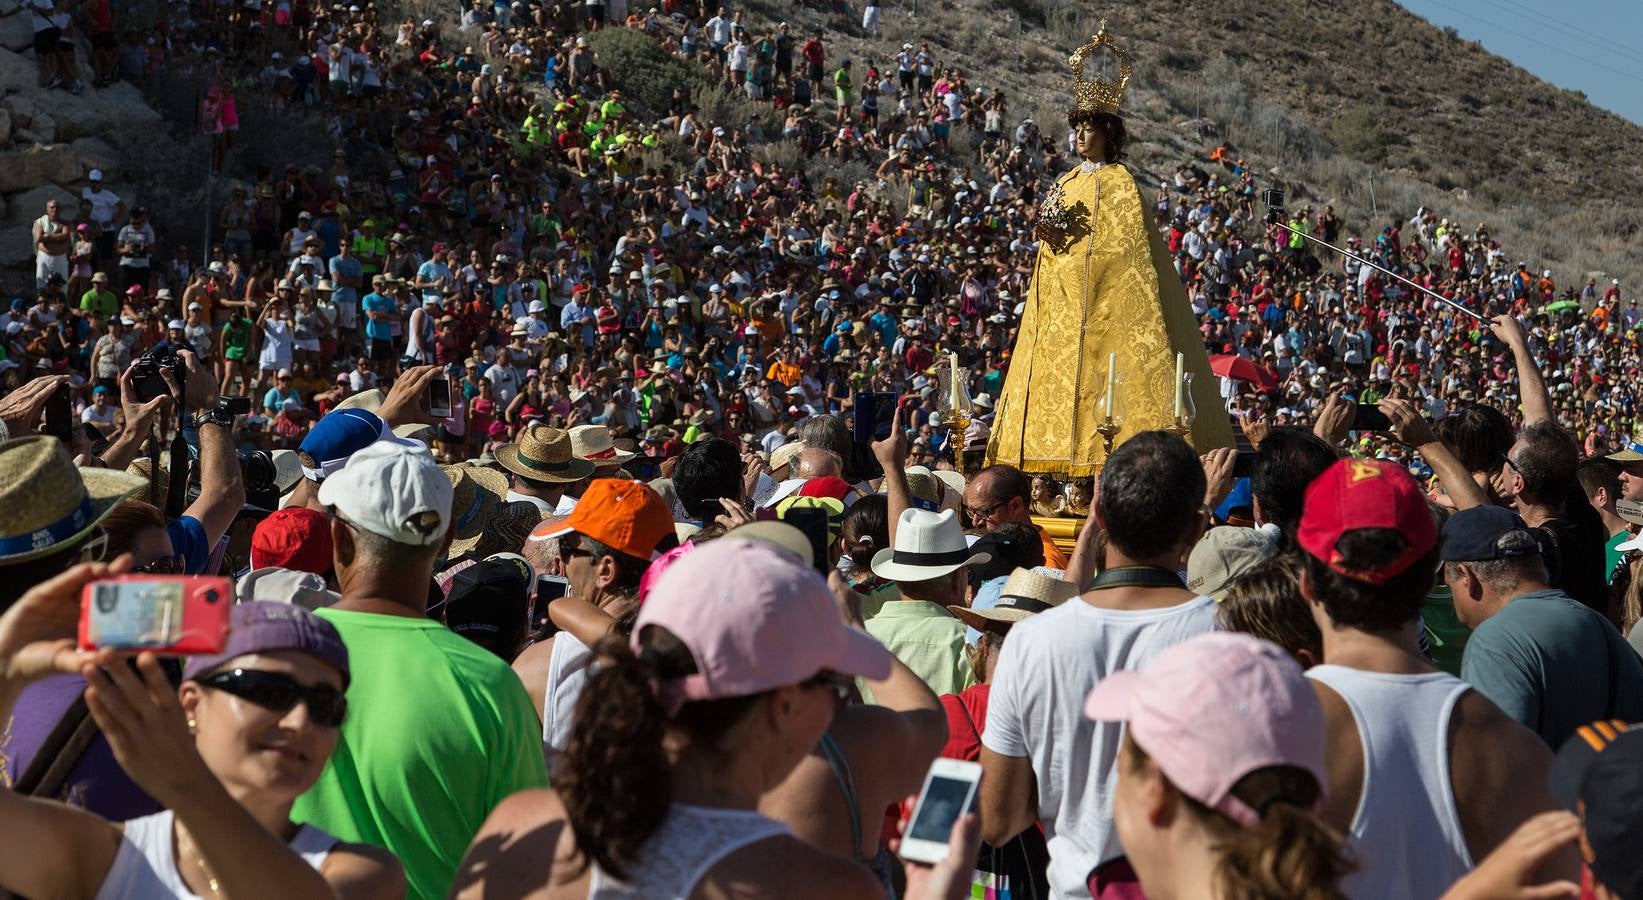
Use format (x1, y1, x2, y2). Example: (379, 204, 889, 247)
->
(13, 691, 101, 799)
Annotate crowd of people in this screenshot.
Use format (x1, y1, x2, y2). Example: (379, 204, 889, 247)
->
(0, 0, 1641, 898)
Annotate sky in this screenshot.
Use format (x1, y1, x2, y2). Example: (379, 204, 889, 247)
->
(1395, 0, 1643, 125)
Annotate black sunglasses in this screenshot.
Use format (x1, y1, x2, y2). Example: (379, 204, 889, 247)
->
(199, 667, 348, 728)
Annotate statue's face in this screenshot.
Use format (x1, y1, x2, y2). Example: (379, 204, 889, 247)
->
(1067, 482, 1091, 508)
(1032, 476, 1053, 500)
(1074, 122, 1106, 162)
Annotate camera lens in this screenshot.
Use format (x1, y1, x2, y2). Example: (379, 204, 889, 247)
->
(204, 589, 220, 604)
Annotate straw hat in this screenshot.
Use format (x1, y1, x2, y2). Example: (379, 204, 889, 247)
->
(689, 409, 715, 427)
(0, 437, 145, 562)
(336, 388, 385, 413)
(495, 424, 596, 484)
(949, 567, 1077, 633)
(769, 439, 808, 473)
(569, 424, 636, 467)
(444, 465, 534, 558)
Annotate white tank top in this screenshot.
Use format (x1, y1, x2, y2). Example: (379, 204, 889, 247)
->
(587, 804, 790, 899)
(543, 631, 597, 776)
(1306, 665, 1475, 900)
(94, 809, 339, 899)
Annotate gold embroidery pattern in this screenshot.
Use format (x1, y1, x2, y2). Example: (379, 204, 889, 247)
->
(987, 164, 1234, 475)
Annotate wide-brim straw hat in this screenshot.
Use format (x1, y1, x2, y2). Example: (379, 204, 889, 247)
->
(444, 465, 533, 557)
(0, 437, 146, 562)
(336, 388, 385, 413)
(495, 424, 597, 484)
(569, 424, 636, 466)
(769, 440, 808, 473)
(950, 567, 1078, 633)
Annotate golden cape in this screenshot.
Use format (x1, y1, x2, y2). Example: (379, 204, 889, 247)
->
(986, 162, 1235, 476)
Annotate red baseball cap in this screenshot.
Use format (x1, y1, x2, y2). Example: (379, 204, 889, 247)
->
(250, 507, 334, 574)
(1296, 459, 1436, 585)
(536, 479, 673, 559)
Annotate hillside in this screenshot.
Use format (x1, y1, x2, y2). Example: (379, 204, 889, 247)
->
(734, 0, 1643, 287)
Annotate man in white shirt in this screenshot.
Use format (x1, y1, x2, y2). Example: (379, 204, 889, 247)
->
(81, 170, 123, 259)
(981, 432, 1218, 899)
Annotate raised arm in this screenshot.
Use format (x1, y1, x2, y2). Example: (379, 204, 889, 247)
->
(1490, 314, 1551, 427)
(1381, 397, 1488, 510)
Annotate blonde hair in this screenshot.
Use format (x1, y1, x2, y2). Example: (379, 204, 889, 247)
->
(1125, 737, 1353, 900)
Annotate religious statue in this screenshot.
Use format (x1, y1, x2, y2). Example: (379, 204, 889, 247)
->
(986, 23, 1235, 476)
(1030, 474, 1066, 518)
(1064, 477, 1094, 518)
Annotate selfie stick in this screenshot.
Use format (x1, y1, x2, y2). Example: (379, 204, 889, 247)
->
(1262, 194, 1487, 323)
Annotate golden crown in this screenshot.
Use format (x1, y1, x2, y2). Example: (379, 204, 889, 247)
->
(1069, 21, 1132, 114)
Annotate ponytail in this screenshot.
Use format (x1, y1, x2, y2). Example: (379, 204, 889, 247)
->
(557, 629, 769, 881)
(1211, 775, 1355, 900)
(1124, 740, 1354, 900)
(557, 637, 669, 881)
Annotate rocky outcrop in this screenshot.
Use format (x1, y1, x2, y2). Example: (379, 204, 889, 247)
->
(0, 0, 170, 270)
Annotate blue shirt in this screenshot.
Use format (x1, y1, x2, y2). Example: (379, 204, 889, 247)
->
(416, 260, 450, 303)
(869, 311, 897, 347)
(560, 300, 595, 348)
(165, 515, 210, 575)
(361, 291, 396, 342)
(329, 255, 363, 308)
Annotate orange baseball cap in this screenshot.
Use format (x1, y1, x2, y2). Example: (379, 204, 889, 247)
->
(534, 479, 674, 559)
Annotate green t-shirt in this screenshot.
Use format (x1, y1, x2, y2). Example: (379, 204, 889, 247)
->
(221, 318, 252, 360)
(291, 609, 550, 900)
(1605, 530, 1628, 583)
(1420, 585, 1470, 677)
(80, 288, 117, 318)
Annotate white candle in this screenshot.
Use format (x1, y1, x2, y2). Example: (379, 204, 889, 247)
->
(1105, 352, 1116, 419)
(1173, 352, 1185, 419)
(949, 351, 961, 410)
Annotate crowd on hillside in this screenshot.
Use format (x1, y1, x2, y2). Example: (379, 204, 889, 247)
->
(1, 0, 1642, 899)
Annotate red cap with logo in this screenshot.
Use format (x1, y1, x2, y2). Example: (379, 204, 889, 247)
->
(251, 507, 335, 574)
(1296, 458, 1437, 585)
(536, 478, 673, 559)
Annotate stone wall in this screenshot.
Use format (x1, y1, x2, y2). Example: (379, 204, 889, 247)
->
(0, 0, 172, 272)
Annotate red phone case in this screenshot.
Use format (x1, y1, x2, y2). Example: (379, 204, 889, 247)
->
(78, 576, 234, 655)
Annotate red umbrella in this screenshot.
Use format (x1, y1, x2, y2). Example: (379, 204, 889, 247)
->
(1209, 354, 1280, 392)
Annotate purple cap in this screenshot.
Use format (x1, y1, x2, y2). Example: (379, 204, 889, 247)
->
(183, 601, 350, 684)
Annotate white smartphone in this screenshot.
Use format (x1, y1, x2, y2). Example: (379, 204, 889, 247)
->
(428, 376, 453, 419)
(898, 758, 983, 865)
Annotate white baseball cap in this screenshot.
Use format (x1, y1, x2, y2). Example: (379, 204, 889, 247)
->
(528, 299, 547, 313)
(317, 442, 452, 547)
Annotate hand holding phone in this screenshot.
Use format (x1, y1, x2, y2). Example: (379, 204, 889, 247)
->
(79, 576, 233, 655)
(898, 758, 983, 865)
(428, 375, 453, 419)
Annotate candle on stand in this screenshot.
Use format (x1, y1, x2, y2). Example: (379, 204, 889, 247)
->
(949, 351, 961, 410)
(1173, 352, 1185, 419)
(1104, 352, 1116, 419)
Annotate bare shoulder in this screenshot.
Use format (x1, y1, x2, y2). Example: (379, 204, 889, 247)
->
(1309, 678, 1365, 835)
(322, 841, 407, 900)
(694, 834, 880, 900)
(511, 636, 556, 717)
(450, 789, 585, 900)
(1448, 688, 1561, 863)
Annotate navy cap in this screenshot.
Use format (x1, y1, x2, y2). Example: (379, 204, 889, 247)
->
(183, 601, 349, 684)
(297, 409, 408, 482)
(1550, 722, 1643, 899)
(1437, 506, 1539, 563)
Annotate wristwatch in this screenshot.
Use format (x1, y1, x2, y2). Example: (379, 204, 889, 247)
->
(197, 405, 236, 429)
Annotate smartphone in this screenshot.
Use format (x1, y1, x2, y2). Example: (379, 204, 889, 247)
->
(43, 384, 72, 443)
(852, 391, 899, 443)
(428, 376, 453, 419)
(899, 758, 983, 865)
(531, 574, 569, 635)
(1351, 404, 1392, 431)
(1232, 450, 1256, 478)
(778, 506, 832, 576)
(78, 576, 233, 654)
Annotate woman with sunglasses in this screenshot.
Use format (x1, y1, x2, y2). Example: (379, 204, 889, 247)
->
(0, 568, 405, 900)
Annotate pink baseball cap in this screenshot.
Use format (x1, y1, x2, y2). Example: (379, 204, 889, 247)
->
(1083, 632, 1326, 828)
(634, 539, 891, 715)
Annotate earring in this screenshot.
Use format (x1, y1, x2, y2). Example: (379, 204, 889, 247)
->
(187, 719, 197, 733)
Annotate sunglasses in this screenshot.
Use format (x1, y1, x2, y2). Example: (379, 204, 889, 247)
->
(801, 669, 854, 702)
(199, 667, 348, 728)
(136, 553, 184, 574)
